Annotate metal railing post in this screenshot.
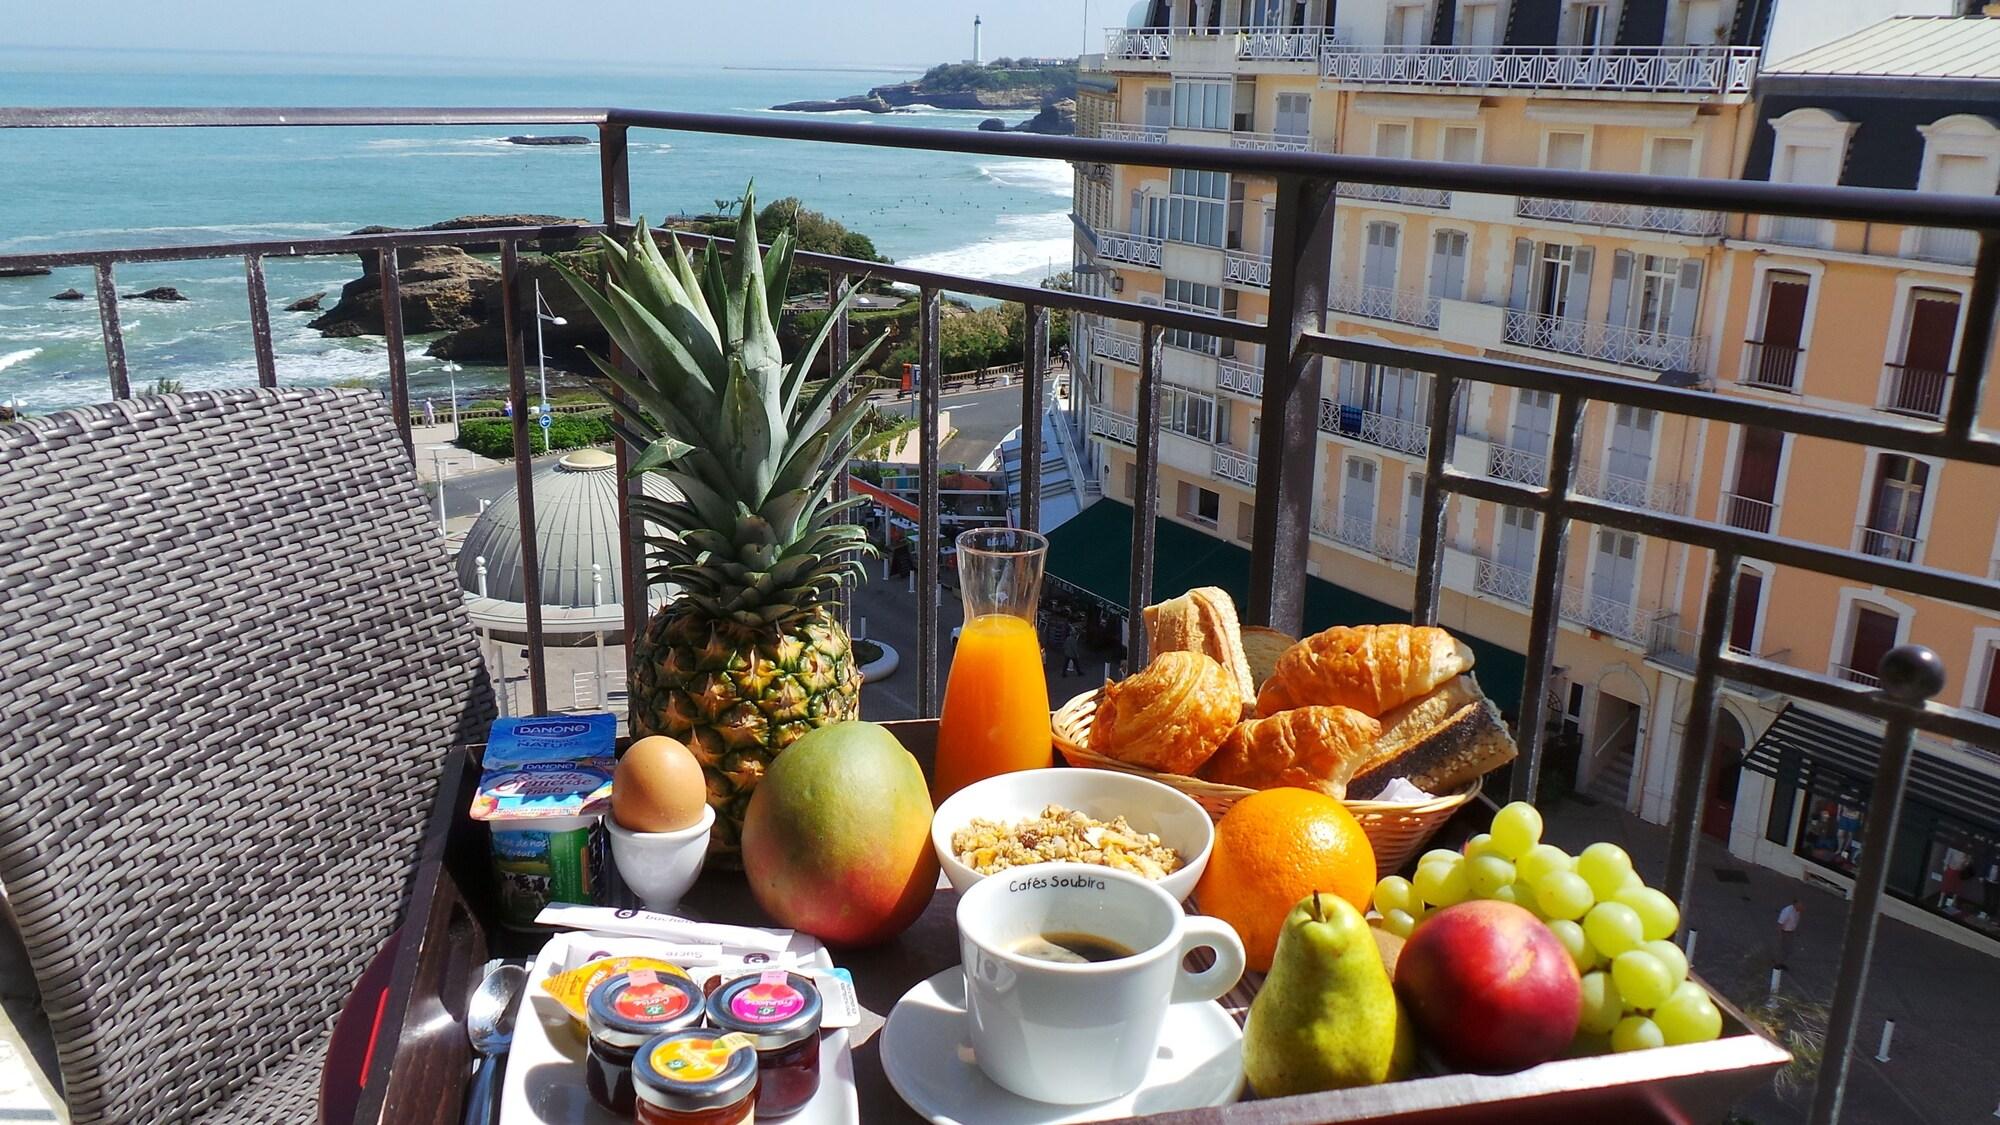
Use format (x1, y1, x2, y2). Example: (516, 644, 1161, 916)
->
(500, 239, 550, 715)
(1510, 393, 1584, 802)
(1020, 303, 1048, 533)
(1249, 173, 1337, 635)
(829, 270, 854, 634)
(1662, 551, 1741, 904)
(243, 253, 278, 389)
(596, 123, 644, 669)
(918, 288, 943, 717)
(1412, 373, 1462, 624)
(92, 261, 130, 399)
(1808, 645, 1946, 1125)
(1128, 324, 1165, 668)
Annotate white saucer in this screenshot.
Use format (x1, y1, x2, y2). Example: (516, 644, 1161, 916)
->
(881, 968, 1245, 1124)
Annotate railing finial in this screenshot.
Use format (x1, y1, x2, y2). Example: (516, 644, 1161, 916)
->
(1877, 644, 1946, 704)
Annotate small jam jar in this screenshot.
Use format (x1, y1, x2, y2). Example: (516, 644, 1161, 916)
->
(585, 970, 706, 1114)
(632, 1030, 761, 1125)
(705, 971, 824, 1118)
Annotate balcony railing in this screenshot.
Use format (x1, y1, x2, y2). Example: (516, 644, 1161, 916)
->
(1099, 122, 1168, 144)
(1913, 227, 1979, 266)
(1475, 560, 1652, 642)
(1213, 446, 1257, 486)
(1321, 44, 1759, 95)
(1879, 362, 1951, 419)
(1223, 247, 1272, 288)
(1475, 558, 1536, 604)
(1316, 399, 1432, 456)
(1515, 196, 1725, 237)
(1719, 491, 1776, 533)
(1105, 28, 1172, 59)
(1834, 662, 1884, 688)
(1105, 24, 1336, 63)
(1216, 356, 1264, 399)
(1762, 214, 1829, 248)
(1313, 511, 1419, 566)
(10, 105, 2000, 1125)
(1488, 443, 1550, 486)
(1091, 327, 1141, 365)
(1646, 615, 1792, 674)
(1503, 309, 1705, 375)
(1329, 280, 1441, 328)
(1097, 229, 1165, 268)
(1230, 130, 1328, 153)
(1089, 405, 1139, 447)
(1858, 524, 1922, 563)
(1336, 182, 1453, 209)
(1574, 465, 1690, 515)
(1739, 340, 1803, 392)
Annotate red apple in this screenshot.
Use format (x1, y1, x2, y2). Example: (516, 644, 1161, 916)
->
(1393, 900, 1582, 1073)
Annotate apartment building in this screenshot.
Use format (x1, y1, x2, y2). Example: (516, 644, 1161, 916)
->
(1069, 1, 2000, 945)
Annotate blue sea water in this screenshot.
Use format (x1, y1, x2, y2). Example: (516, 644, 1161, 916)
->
(0, 49, 1076, 411)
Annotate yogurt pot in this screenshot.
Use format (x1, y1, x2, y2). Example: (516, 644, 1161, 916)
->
(471, 713, 618, 927)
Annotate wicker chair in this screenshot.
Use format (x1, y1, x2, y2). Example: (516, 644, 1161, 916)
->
(0, 389, 495, 1123)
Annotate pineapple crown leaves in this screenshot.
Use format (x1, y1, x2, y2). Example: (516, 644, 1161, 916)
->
(554, 186, 885, 613)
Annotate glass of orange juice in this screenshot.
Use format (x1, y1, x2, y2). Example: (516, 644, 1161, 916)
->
(934, 527, 1054, 801)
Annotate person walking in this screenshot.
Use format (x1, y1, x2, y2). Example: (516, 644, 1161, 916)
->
(423, 398, 436, 427)
(1060, 618, 1084, 678)
(1776, 896, 1802, 969)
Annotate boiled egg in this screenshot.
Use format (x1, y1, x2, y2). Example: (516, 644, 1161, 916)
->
(612, 735, 709, 832)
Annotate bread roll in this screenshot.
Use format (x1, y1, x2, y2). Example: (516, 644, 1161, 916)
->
(1345, 675, 1517, 800)
(1198, 705, 1384, 797)
(1144, 588, 1256, 704)
(1238, 626, 1296, 696)
(1255, 624, 1474, 718)
(1090, 650, 1242, 776)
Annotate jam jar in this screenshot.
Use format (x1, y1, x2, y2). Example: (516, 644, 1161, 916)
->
(585, 969, 706, 1114)
(705, 971, 824, 1118)
(632, 1030, 761, 1125)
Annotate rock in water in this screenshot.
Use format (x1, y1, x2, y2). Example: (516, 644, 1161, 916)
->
(284, 291, 326, 312)
(126, 286, 189, 302)
(977, 117, 1008, 132)
(51, 288, 86, 301)
(505, 134, 592, 146)
(0, 266, 52, 278)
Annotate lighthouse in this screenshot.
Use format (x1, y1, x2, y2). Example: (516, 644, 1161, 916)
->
(973, 15, 984, 65)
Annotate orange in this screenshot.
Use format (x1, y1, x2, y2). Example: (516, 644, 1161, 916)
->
(1194, 787, 1376, 972)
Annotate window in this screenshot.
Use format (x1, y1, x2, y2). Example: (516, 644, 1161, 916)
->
(1796, 774, 1866, 878)
(1510, 241, 1592, 328)
(1633, 254, 1679, 336)
(1649, 136, 1695, 178)
(1679, 0, 1723, 44)
(1163, 278, 1227, 354)
(1363, 221, 1400, 294)
(1590, 530, 1639, 609)
(1886, 289, 1962, 417)
(1728, 567, 1764, 655)
(1767, 109, 1854, 246)
(1161, 384, 1216, 443)
(1338, 363, 1431, 424)
(1512, 388, 1555, 454)
(1725, 426, 1783, 532)
(1236, 501, 1256, 542)
(1841, 604, 1901, 685)
(1566, 1, 1611, 47)
(1143, 86, 1172, 129)
(1544, 131, 1587, 171)
(1179, 481, 1221, 524)
(1401, 473, 1425, 561)
(1498, 506, 1538, 573)
(1172, 79, 1232, 131)
(1216, 397, 1234, 446)
(1232, 80, 1256, 133)
(1607, 252, 1700, 352)
(1375, 122, 1412, 159)
(1862, 455, 1928, 562)
(1746, 270, 1810, 391)
(1458, 1, 1501, 45)
(1342, 458, 1378, 542)
(1166, 169, 1227, 247)
(1442, 125, 1480, 164)
(1606, 404, 1655, 485)
(1274, 92, 1311, 139)
(1387, 2, 1429, 46)
(1430, 230, 1469, 301)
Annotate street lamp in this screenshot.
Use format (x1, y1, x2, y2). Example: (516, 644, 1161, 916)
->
(534, 280, 568, 453)
(439, 361, 463, 439)
(430, 445, 452, 536)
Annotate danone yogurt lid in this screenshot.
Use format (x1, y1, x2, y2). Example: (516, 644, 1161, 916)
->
(469, 758, 613, 822)
(706, 970, 822, 1048)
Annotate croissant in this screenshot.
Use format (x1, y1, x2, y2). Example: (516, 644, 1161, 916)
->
(1198, 706, 1384, 797)
(1256, 624, 1474, 718)
(1144, 587, 1256, 705)
(1091, 650, 1242, 776)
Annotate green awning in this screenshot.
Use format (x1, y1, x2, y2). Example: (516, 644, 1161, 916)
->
(1044, 500, 1527, 719)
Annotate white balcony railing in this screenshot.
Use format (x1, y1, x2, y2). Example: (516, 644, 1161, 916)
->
(1833, 662, 1883, 688)
(1719, 491, 1775, 534)
(1336, 182, 1453, 209)
(1212, 446, 1257, 486)
(1321, 44, 1760, 96)
(1487, 443, 1549, 486)
(1217, 357, 1264, 399)
(1515, 196, 1725, 237)
(1762, 215, 1829, 248)
(1230, 131, 1327, 153)
(1858, 524, 1921, 563)
(1913, 227, 1978, 266)
(1329, 280, 1441, 328)
(1089, 405, 1138, 447)
(1476, 558, 1535, 604)
(1105, 28, 1172, 60)
(1106, 24, 1337, 63)
(1091, 328, 1141, 365)
(1224, 248, 1273, 288)
(1313, 512, 1419, 566)
(1739, 340, 1803, 392)
(1100, 123, 1169, 144)
(1502, 309, 1705, 375)
(1878, 363, 1951, 420)
(1360, 409, 1430, 455)
(1573, 465, 1690, 515)
(1474, 560, 1652, 642)
(1097, 229, 1165, 268)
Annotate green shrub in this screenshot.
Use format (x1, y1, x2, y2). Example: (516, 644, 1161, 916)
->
(454, 413, 613, 458)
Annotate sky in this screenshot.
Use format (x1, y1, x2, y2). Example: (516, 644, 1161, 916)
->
(5, 1, 1113, 70)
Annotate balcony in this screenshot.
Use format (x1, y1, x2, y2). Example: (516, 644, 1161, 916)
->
(1515, 196, 1725, 238)
(1834, 662, 1884, 688)
(1104, 27, 1172, 60)
(1097, 229, 1165, 268)
(1318, 399, 1433, 457)
(1313, 511, 1420, 567)
(1878, 363, 1951, 419)
(1912, 227, 1978, 266)
(1474, 560, 1653, 642)
(1321, 44, 1759, 96)
(1329, 280, 1441, 329)
(1645, 616, 1792, 675)
(1336, 182, 1453, 209)
(1230, 130, 1329, 154)
(1089, 405, 1139, 447)
(1105, 25, 1335, 64)
(1738, 341, 1803, 392)
(1224, 248, 1272, 288)
(1217, 356, 1265, 399)
(1212, 446, 1258, 486)
(1091, 327, 1141, 365)
(1488, 443, 1550, 487)
(1573, 465, 1690, 515)
(1475, 558, 1536, 604)
(1719, 491, 1776, 534)
(1761, 214, 1830, 248)
(1100, 122, 1168, 145)
(1502, 310, 1704, 376)
(1858, 524, 1921, 563)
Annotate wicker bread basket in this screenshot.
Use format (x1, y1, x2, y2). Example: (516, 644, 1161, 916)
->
(1051, 688, 1479, 877)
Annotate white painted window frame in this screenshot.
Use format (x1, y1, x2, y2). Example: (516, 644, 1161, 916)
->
(1540, 126, 1594, 172)
(1741, 258, 1825, 395)
(1847, 445, 1944, 568)
(1828, 589, 1914, 683)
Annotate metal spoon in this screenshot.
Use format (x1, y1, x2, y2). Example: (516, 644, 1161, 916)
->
(463, 962, 527, 1125)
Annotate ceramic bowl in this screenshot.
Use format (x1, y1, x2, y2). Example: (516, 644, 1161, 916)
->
(930, 768, 1214, 902)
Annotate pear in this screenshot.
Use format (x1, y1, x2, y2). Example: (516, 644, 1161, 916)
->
(1242, 892, 1412, 1097)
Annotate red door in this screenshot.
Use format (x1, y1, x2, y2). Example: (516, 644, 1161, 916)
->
(1847, 607, 1900, 683)
(1729, 427, 1783, 532)
(1702, 713, 1747, 841)
(1757, 276, 1810, 388)
(1892, 294, 1961, 415)
(1728, 569, 1763, 654)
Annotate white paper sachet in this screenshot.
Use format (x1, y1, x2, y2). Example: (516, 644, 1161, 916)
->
(533, 902, 795, 953)
(1373, 777, 1437, 803)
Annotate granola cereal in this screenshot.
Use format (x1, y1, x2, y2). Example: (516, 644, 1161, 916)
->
(950, 804, 1182, 881)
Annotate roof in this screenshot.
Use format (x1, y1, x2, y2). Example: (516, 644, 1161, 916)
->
(1764, 16, 2000, 82)
(1745, 703, 2000, 837)
(456, 448, 679, 612)
(1042, 500, 1527, 718)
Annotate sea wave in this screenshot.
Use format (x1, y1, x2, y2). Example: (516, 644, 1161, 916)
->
(897, 211, 1072, 284)
(977, 160, 1073, 197)
(0, 348, 42, 374)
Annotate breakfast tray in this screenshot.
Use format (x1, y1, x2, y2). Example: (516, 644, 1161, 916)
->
(1052, 689, 1480, 875)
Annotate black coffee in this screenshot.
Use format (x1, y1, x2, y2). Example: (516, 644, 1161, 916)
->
(1010, 931, 1134, 964)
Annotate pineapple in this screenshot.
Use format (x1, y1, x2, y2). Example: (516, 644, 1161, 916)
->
(557, 189, 886, 858)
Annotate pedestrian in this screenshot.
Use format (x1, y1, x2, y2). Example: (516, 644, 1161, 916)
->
(1060, 619, 1084, 677)
(1776, 896, 1802, 969)
(423, 398, 436, 427)
(1044, 614, 1068, 668)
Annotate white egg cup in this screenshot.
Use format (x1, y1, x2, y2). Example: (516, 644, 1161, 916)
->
(605, 803, 715, 912)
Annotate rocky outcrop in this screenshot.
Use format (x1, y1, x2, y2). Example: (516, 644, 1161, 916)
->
(0, 266, 51, 278)
(51, 288, 85, 301)
(127, 286, 188, 302)
(978, 100, 1077, 136)
(310, 215, 590, 339)
(773, 64, 1077, 115)
(285, 291, 326, 312)
(424, 253, 607, 369)
(772, 94, 898, 114)
(506, 134, 592, 146)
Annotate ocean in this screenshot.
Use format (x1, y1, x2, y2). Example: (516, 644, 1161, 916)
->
(0, 49, 1076, 412)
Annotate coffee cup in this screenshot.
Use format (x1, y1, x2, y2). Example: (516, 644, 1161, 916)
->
(955, 862, 1246, 1105)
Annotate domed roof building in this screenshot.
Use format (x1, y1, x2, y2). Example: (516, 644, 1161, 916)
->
(457, 448, 677, 645)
